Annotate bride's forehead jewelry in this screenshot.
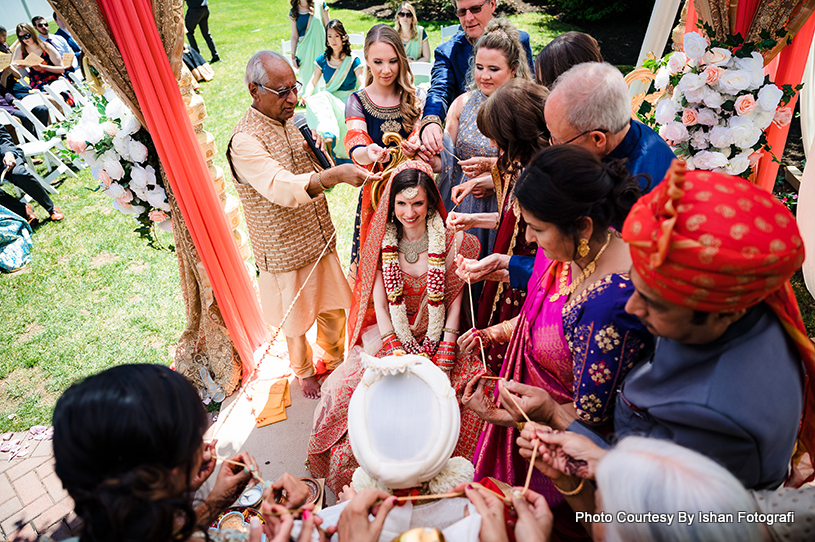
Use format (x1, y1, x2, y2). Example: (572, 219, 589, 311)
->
(400, 186, 420, 199)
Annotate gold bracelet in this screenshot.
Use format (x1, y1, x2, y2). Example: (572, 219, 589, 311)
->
(442, 327, 460, 336)
(501, 319, 514, 339)
(553, 478, 585, 496)
(316, 171, 328, 191)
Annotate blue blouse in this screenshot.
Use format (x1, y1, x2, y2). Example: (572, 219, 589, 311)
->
(316, 54, 361, 91)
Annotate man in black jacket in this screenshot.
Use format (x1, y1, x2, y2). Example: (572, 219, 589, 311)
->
(1, 125, 63, 222)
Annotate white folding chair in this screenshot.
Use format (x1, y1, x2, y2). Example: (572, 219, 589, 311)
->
(12, 94, 55, 140)
(349, 33, 364, 48)
(441, 24, 460, 42)
(280, 39, 299, 72)
(0, 110, 76, 194)
(410, 61, 432, 91)
(42, 78, 87, 118)
(67, 71, 93, 99)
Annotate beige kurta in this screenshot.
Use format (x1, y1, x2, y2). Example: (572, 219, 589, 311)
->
(230, 129, 352, 338)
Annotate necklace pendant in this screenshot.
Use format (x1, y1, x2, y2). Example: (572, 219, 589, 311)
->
(405, 252, 419, 264)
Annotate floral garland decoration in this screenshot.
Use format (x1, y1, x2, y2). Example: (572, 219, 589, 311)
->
(382, 210, 446, 357)
(638, 26, 801, 179)
(351, 457, 475, 496)
(53, 91, 172, 245)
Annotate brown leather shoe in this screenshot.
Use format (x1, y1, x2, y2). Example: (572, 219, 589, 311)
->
(24, 204, 39, 226)
(49, 207, 64, 221)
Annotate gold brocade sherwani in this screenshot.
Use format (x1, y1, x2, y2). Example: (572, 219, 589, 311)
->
(228, 106, 351, 379)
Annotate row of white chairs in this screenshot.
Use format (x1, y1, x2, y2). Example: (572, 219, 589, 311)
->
(0, 75, 90, 197)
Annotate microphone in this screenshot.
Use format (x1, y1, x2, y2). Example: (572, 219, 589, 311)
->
(293, 115, 332, 170)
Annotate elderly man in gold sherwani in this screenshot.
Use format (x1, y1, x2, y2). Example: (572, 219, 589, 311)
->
(228, 51, 376, 398)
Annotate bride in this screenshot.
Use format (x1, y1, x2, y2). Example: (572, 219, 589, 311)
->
(308, 160, 483, 495)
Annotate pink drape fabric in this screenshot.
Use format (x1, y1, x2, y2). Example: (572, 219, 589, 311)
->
(687, 0, 699, 31)
(95, 0, 268, 381)
(755, 15, 815, 191)
(734, 0, 760, 37)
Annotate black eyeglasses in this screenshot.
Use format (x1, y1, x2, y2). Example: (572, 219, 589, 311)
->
(455, 0, 491, 17)
(549, 129, 607, 146)
(258, 81, 302, 100)
(398, 11, 412, 17)
(18, 33, 31, 40)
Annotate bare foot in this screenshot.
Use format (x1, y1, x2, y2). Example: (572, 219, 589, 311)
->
(299, 376, 321, 399)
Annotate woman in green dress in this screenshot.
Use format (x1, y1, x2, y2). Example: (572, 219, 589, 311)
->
(394, 2, 429, 62)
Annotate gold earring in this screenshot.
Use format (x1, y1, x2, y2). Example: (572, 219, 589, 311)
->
(577, 238, 590, 258)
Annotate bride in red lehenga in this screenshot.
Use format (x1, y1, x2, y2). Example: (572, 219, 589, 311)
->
(308, 160, 484, 495)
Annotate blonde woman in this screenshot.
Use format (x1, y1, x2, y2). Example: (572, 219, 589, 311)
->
(394, 2, 429, 62)
(344, 24, 424, 273)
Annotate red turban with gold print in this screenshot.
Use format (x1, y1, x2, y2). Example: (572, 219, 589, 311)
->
(623, 160, 814, 485)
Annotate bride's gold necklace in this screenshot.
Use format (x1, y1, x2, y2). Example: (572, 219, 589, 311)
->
(550, 232, 612, 303)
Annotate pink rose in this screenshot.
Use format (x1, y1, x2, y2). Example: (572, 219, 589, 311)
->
(773, 106, 793, 128)
(116, 189, 134, 204)
(682, 108, 699, 126)
(149, 210, 170, 222)
(748, 150, 764, 167)
(702, 66, 722, 85)
(98, 170, 112, 187)
(735, 94, 757, 116)
(115, 198, 131, 208)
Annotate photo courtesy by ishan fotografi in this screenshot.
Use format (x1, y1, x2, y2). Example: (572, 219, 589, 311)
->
(575, 511, 796, 526)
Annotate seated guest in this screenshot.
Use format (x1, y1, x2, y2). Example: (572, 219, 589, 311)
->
(534, 31, 603, 88)
(394, 2, 430, 62)
(0, 80, 49, 136)
(514, 431, 764, 542)
(54, 12, 84, 70)
(32, 15, 74, 72)
(545, 62, 674, 193)
(52, 364, 312, 541)
(497, 161, 814, 490)
(1, 124, 63, 222)
(419, 0, 534, 153)
(11, 23, 67, 92)
(0, 26, 33, 100)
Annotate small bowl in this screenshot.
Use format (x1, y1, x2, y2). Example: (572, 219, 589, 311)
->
(218, 511, 247, 532)
(237, 484, 264, 507)
(300, 477, 322, 506)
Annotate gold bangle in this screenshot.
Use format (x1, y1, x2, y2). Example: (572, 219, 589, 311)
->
(553, 478, 585, 496)
(501, 319, 514, 339)
(442, 327, 460, 336)
(516, 421, 525, 432)
(316, 171, 328, 191)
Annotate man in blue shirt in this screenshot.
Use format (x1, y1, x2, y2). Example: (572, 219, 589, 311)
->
(419, 0, 534, 153)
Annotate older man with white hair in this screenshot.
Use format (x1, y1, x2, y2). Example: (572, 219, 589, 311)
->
(229, 51, 378, 399)
(545, 62, 674, 193)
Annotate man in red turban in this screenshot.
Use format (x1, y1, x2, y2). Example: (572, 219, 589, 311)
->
(497, 161, 813, 489)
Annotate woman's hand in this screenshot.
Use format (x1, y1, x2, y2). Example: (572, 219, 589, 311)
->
(451, 180, 476, 206)
(512, 488, 553, 542)
(366, 143, 389, 164)
(464, 485, 509, 542)
(455, 253, 510, 283)
(205, 451, 258, 511)
(535, 427, 607, 481)
(452, 174, 494, 204)
(462, 374, 514, 426)
(268, 472, 310, 509)
(517, 423, 568, 482)
(460, 156, 496, 179)
(251, 504, 295, 542)
(458, 325, 510, 355)
(338, 484, 357, 503)
(499, 380, 575, 429)
(335, 489, 396, 542)
(446, 211, 478, 232)
(190, 439, 218, 491)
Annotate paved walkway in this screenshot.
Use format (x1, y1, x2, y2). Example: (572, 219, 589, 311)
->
(0, 336, 323, 541)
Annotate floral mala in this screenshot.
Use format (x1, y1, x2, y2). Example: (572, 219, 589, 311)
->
(382, 211, 446, 356)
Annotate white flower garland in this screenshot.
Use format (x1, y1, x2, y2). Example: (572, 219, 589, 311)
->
(382, 211, 446, 356)
(351, 457, 475, 496)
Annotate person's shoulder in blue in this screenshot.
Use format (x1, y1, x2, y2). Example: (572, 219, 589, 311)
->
(606, 119, 676, 194)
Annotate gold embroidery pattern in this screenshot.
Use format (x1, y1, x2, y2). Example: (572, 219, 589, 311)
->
(594, 325, 621, 353)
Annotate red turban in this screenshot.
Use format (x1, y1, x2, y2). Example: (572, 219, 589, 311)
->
(623, 160, 814, 485)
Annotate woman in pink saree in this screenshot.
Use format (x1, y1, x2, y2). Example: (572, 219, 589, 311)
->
(461, 146, 655, 541)
(308, 161, 483, 496)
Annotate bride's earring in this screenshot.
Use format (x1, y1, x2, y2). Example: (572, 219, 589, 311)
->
(577, 238, 590, 258)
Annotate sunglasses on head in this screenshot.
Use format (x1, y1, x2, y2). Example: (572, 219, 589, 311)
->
(18, 33, 31, 40)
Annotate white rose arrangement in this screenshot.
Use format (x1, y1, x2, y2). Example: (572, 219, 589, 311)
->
(640, 28, 801, 179)
(56, 91, 172, 243)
